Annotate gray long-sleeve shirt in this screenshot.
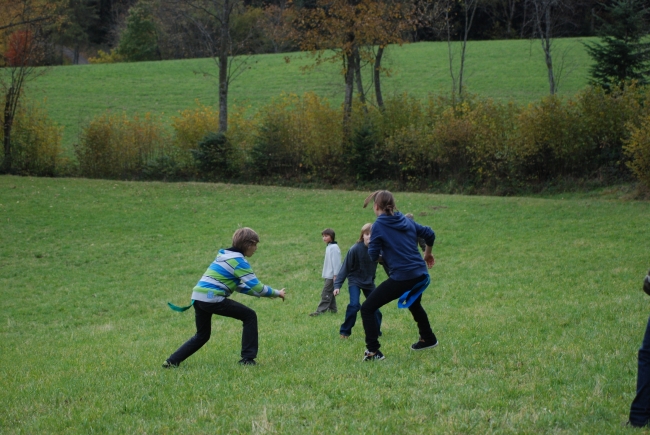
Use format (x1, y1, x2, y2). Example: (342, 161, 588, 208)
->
(334, 242, 377, 290)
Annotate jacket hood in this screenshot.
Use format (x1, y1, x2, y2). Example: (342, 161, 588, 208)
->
(376, 212, 410, 231)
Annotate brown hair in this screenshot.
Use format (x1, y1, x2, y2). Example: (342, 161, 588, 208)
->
(363, 190, 397, 216)
(322, 228, 336, 242)
(232, 227, 260, 252)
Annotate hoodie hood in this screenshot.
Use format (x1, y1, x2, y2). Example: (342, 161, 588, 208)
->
(376, 212, 410, 231)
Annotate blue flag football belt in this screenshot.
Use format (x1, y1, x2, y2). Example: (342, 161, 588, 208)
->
(397, 274, 430, 309)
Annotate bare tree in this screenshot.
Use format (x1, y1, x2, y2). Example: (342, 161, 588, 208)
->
(483, 0, 522, 38)
(169, 0, 256, 133)
(527, 0, 574, 95)
(1, 0, 54, 174)
(419, 0, 479, 98)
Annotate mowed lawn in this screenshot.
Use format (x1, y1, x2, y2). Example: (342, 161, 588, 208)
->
(1, 176, 648, 434)
(27, 38, 594, 150)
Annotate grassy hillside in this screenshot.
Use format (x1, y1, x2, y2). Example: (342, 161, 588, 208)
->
(26, 38, 594, 149)
(1, 175, 648, 433)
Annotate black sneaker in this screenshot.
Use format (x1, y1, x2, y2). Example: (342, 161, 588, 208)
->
(411, 338, 438, 351)
(162, 360, 178, 368)
(238, 358, 257, 366)
(362, 350, 385, 361)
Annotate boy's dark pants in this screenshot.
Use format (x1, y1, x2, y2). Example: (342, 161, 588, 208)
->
(360, 275, 435, 353)
(167, 299, 258, 365)
(630, 314, 650, 427)
(315, 278, 337, 313)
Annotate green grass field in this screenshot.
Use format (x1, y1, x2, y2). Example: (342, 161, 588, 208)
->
(1, 175, 648, 433)
(25, 38, 594, 149)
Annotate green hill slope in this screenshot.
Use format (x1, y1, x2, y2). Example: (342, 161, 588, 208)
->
(28, 38, 594, 148)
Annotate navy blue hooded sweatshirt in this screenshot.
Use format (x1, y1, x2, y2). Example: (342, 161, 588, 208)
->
(368, 212, 435, 282)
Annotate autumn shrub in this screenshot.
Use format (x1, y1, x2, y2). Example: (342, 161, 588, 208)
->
(75, 112, 168, 179)
(251, 93, 343, 181)
(171, 102, 221, 151)
(171, 102, 253, 177)
(624, 115, 650, 189)
(463, 99, 520, 186)
(512, 96, 588, 181)
(1, 101, 64, 176)
(88, 48, 124, 64)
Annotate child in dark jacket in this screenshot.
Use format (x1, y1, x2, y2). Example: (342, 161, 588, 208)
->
(360, 190, 438, 361)
(333, 223, 382, 338)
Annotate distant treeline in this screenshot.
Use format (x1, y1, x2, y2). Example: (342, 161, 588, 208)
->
(20, 0, 616, 63)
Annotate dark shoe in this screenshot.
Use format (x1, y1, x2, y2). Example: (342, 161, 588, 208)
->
(411, 338, 438, 351)
(628, 419, 650, 428)
(162, 360, 178, 368)
(309, 311, 321, 317)
(238, 358, 257, 366)
(328, 309, 338, 314)
(362, 350, 385, 361)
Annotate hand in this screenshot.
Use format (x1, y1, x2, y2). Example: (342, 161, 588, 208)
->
(278, 289, 286, 301)
(424, 253, 435, 268)
(333, 288, 340, 296)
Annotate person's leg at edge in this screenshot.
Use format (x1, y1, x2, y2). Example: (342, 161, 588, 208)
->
(362, 287, 382, 336)
(340, 285, 362, 336)
(167, 302, 213, 365)
(630, 314, 650, 427)
(408, 294, 436, 344)
(212, 298, 259, 360)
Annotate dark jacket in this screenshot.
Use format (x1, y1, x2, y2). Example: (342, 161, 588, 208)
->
(368, 212, 435, 282)
(334, 242, 377, 290)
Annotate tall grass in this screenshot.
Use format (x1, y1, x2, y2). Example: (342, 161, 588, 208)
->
(1, 175, 648, 433)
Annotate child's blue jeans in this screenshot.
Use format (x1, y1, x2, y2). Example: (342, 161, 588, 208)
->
(339, 285, 382, 337)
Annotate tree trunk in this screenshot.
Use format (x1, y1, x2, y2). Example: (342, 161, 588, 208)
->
(343, 51, 355, 139)
(218, 0, 230, 133)
(354, 48, 367, 113)
(458, 0, 478, 97)
(2, 92, 14, 174)
(541, 6, 555, 95)
(374, 45, 384, 109)
(218, 51, 228, 133)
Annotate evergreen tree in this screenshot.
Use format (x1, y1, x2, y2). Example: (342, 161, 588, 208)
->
(116, 0, 160, 62)
(57, 0, 98, 64)
(585, 0, 650, 89)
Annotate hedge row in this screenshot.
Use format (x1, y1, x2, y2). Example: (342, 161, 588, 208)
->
(3, 86, 650, 194)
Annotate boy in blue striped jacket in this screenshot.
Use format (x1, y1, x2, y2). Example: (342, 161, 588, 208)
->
(163, 227, 286, 367)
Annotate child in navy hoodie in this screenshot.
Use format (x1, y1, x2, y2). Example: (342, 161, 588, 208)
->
(359, 190, 438, 361)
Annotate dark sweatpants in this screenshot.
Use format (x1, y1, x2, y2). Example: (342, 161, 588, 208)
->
(360, 275, 436, 353)
(167, 299, 258, 365)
